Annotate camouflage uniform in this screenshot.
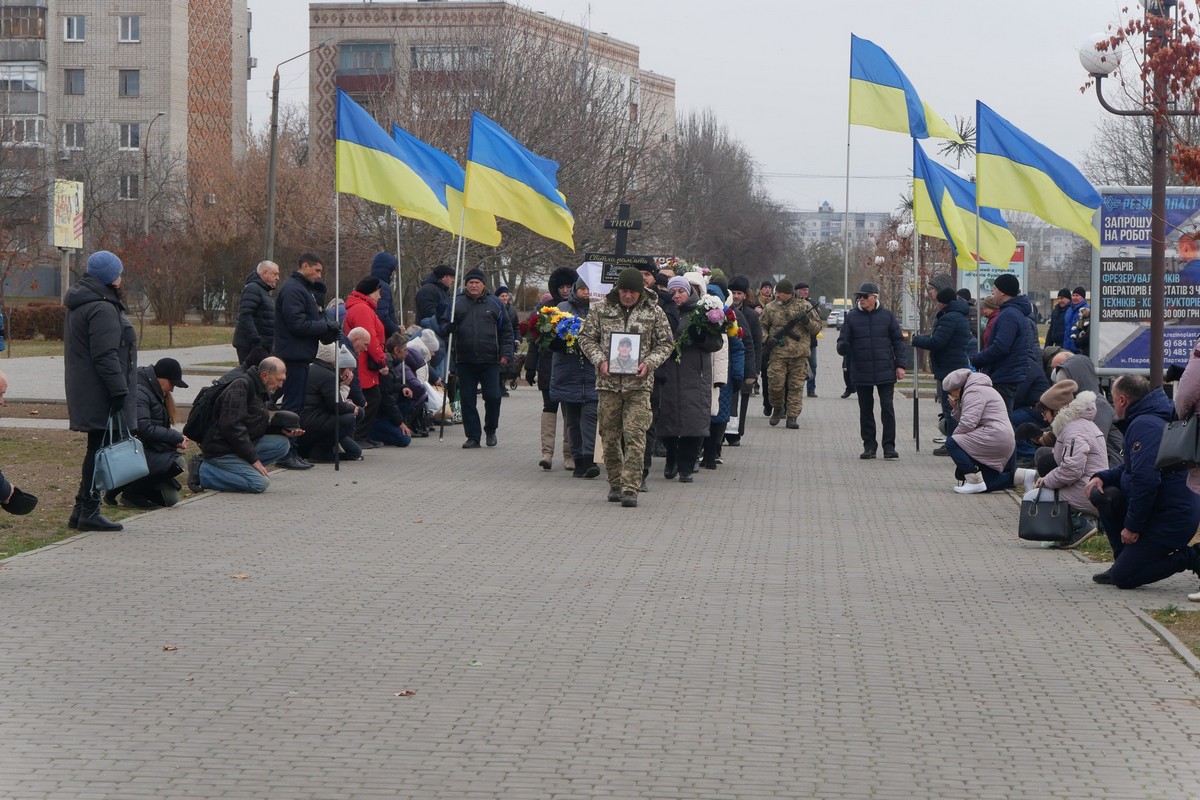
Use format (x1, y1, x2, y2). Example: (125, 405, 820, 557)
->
(760, 296, 823, 418)
(579, 287, 673, 495)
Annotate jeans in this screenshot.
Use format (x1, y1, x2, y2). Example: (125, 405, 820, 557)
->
(561, 400, 598, 460)
(856, 382, 896, 452)
(945, 436, 1015, 491)
(456, 361, 502, 444)
(1009, 405, 1042, 464)
(198, 435, 291, 493)
(370, 418, 411, 447)
(807, 348, 817, 392)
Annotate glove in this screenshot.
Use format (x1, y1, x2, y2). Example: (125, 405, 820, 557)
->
(318, 322, 340, 344)
(109, 394, 126, 414)
(443, 321, 458, 337)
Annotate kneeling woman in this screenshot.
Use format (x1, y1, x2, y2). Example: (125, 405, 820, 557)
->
(109, 357, 189, 508)
(942, 368, 1015, 494)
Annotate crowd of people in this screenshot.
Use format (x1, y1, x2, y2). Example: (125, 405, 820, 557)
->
(40, 248, 1200, 601)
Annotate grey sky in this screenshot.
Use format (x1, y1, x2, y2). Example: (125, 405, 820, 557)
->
(247, 0, 1134, 215)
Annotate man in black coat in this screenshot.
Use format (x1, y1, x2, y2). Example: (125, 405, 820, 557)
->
(64, 250, 136, 531)
(912, 287, 970, 450)
(273, 251, 339, 469)
(445, 268, 515, 449)
(416, 264, 455, 382)
(836, 282, 907, 460)
(1044, 288, 1070, 348)
(233, 260, 279, 363)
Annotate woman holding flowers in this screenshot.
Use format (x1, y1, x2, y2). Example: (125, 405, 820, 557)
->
(656, 275, 724, 483)
(550, 278, 600, 478)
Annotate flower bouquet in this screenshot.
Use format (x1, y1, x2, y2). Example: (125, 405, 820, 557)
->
(674, 294, 740, 361)
(520, 305, 582, 353)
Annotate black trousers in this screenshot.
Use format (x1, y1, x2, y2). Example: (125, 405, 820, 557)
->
(77, 429, 107, 501)
(355, 385, 382, 442)
(1091, 485, 1194, 589)
(856, 382, 896, 453)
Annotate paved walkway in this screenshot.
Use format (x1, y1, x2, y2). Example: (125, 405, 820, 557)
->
(2, 344, 1200, 799)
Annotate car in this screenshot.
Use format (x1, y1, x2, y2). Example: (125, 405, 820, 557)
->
(827, 310, 845, 329)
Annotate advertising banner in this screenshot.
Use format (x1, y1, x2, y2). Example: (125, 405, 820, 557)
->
(1095, 188, 1200, 371)
(52, 180, 84, 250)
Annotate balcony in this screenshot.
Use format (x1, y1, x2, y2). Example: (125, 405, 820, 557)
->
(0, 39, 43, 62)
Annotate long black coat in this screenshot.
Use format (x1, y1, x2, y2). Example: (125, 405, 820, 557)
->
(274, 271, 334, 362)
(135, 365, 184, 477)
(64, 276, 137, 432)
(656, 297, 721, 438)
(1045, 302, 1068, 348)
(233, 271, 275, 352)
(836, 303, 907, 387)
(911, 298, 970, 380)
(299, 359, 357, 454)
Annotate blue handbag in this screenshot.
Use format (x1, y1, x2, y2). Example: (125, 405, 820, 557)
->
(93, 412, 149, 493)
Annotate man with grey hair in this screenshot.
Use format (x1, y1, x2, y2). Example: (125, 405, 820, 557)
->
(233, 260, 280, 363)
(191, 357, 297, 494)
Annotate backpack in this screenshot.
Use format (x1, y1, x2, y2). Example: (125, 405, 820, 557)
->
(182, 374, 238, 441)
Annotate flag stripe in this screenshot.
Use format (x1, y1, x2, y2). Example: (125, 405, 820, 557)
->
(335, 139, 448, 228)
(464, 162, 574, 249)
(446, 186, 501, 248)
(977, 152, 1100, 248)
(977, 103, 1100, 209)
(848, 79, 915, 136)
(848, 34, 961, 143)
(467, 112, 570, 213)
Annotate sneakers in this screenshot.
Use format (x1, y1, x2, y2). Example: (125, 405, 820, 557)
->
(1188, 589, 1200, 602)
(769, 411, 782, 427)
(785, 417, 799, 429)
(953, 472, 987, 494)
(620, 492, 638, 508)
(186, 455, 204, 492)
(1014, 468, 1039, 492)
(932, 445, 949, 457)
(932, 436, 947, 445)
(1064, 513, 1099, 549)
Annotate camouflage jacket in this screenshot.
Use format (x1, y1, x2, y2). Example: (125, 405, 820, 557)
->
(579, 287, 674, 393)
(760, 297, 823, 361)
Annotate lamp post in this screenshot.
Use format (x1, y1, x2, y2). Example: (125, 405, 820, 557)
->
(263, 40, 329, 263)
(142, 111, 165, 236)
(1081, 0, 1197, 387)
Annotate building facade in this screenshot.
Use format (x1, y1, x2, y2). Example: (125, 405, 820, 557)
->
(789, 201, 893, 247)
(0, 0, 249, 292)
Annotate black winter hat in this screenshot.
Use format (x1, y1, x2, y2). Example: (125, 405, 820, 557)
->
(1057, 288, 1071, 299)
(549, 266, 579, 292)
(636, 261, 656, 274)
(616, 267, 644, 291)
(1072, 286, 1087, 297)
(993, 273, 1020, 297)
(957, 287, 973, 301)
(464, 268, 487, 284)
(355, 275, 382, 296)
(760, 280, 774, 289)
(728, 275, 750, 294)
(936, 287, 957, 305)
(433, 264, 455, 279)
(152, 357, 189, 389)
(654, 272, 669, 288)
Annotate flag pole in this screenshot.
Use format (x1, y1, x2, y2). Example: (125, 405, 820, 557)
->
(911, 199, 921, 451)
(334, 190, 341, 471)
(438, 210, 469, 442)
(394, 211, 404, 333)
(842, 121, 851, 318)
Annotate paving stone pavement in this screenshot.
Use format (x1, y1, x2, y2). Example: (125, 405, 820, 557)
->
(2, 347, 1200, 799)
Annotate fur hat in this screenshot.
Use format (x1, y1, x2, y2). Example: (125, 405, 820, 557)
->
(1039, 379, 1078, 411)
(993, 273, 1020, 297)
(775, 279, 795, 295)
(729, 275, 750, 294)
(87, 250, 123, 285)
(549, 266, 579, 292)
(936, 287, 957, 305)
(355, 275, 381, 296)
(615, 267, 643, 292)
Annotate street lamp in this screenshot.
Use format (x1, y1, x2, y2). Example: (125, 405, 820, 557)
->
(142, 111, 165, 235)
(1081, 1, 1197, 386)
(263, 40, 329, 263)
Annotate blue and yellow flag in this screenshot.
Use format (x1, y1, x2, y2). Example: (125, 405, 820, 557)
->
(391, 124, 501, 247)
(336, 90, 450, 230)
(913, 141, 1017, 272)
(464, 111, 574, 249)
(976, 101, 1101, 249)
(849, 34, 962, 142)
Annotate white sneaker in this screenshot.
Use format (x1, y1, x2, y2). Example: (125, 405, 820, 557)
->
(932, 436, 946, 444)
(1013, 468, 1038, 492)
(1188, 590, 1200, 602)
(953, 473, 988, 494)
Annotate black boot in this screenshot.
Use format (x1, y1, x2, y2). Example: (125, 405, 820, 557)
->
(76, 498, 123, 532)
(68, 502, 81, 530)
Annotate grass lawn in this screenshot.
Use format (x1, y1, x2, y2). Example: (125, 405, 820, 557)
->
(2, 324, 233, 358)
(1148, 605, 1200, 663)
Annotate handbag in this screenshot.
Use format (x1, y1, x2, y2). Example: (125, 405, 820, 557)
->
(1155, 413, 1200, 473)
(1018, 488, 1072, 543)
(93, 412, 149, 493)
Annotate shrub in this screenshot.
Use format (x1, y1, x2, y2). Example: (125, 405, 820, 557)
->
(9, 303, 66, 340)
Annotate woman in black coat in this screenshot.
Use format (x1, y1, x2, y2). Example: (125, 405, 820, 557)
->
(298, 343, 363, 462)
(64, 251, 137, 531)
(657, 277, 722, 483)
(109, 360, 188, 508)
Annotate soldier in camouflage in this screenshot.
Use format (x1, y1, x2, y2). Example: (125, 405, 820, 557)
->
(759, 278, 824, 429)
(578, 268, 674, 508)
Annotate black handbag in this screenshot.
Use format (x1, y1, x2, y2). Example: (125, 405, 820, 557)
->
(1155, 413, 1200, 473)
(1018, 488, 1072, 543)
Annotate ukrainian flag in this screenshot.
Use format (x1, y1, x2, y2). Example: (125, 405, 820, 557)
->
(335, 90, 450, 231)
(849, 34, 962, 142)
(976, 101, 1101, 249)
(913, 141, 1016, 272)
(391, 124, 501, 247)
(464, 111, 574, 249)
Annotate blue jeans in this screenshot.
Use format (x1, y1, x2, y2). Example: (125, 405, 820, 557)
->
(370, 418, 411, 447)
(945, 436, 1014, 492)
(199, 435, 291, 493)
(807, 348, 817, 393)
(1010, 405, 1041, 464)
(456, 361, 501, 443)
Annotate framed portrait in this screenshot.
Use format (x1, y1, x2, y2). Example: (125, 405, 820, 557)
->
(608, 332, 642, 375)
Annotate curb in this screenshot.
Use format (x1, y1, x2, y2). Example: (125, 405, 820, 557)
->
(1133, 607, 1200, 677)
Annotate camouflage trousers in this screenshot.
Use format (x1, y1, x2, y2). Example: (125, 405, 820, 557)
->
(767, 355, 809, 417)
(597, 389, 652, 494)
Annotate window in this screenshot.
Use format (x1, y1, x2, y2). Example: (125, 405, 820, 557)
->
(409, 45, 490, 72)
(118, 174, 139, 200)
(63, 68, 84, 95)
(63, 121, 84, 150)
(118, 69, 139, 97)
(0, 7, 46, 39)
(118, 122, 139, 150)
(0, 117, 43, 146)
(118, 15, 139, 43)
(338, 42, 392, 75)
(64, 15, 84, 42)
(0, 64, 40, 93)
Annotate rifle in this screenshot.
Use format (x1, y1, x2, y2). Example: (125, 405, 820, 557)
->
(762, 307, 816, 360)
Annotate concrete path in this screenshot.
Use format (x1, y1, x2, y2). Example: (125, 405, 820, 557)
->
(2, 343, 1199, 799)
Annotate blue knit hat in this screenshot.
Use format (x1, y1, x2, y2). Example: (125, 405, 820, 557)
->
(87, 251, 123, 285)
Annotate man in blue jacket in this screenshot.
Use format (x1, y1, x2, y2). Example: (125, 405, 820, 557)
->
(1086, 375, 1200, 589)
(970, 273, 1031, 411)
(369, 252, 400, 338)
(1063, 286, 1088, 353)
(912, 286, 970, 453)
(444, 268, 514, 449)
